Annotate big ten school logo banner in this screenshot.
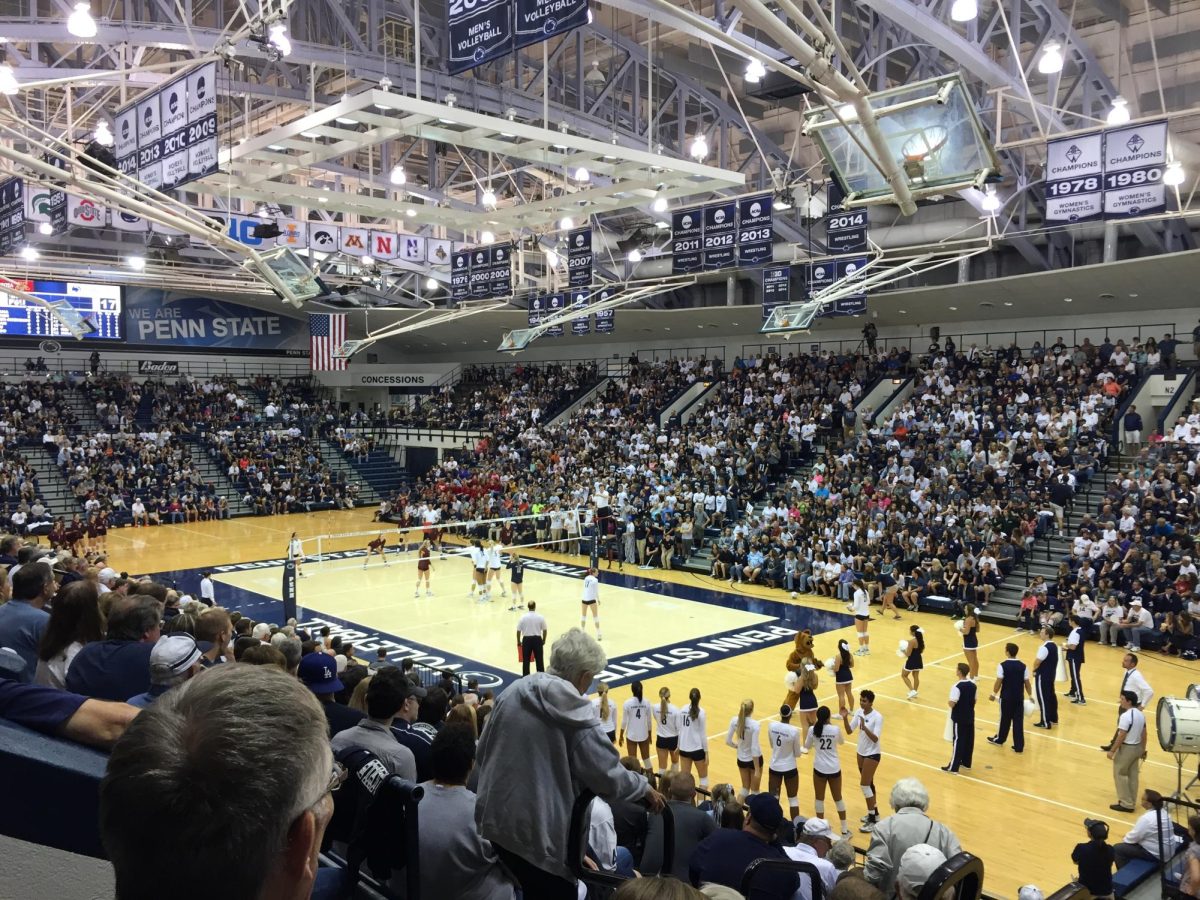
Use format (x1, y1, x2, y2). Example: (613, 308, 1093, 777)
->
(761, 265, 791, 320)
(567, 227, 592, 287)
(1103, 121, 1168, 218)
(448, 0, 513, 74)
(671, 208, 703, 274)
(825, 180, 868, 254)
(515, 0, 589, 49)
(125, 288, 309, 352)
(116, 61, 219, 192)
(1045, 132, 1103, 223)
(737, 195, 773, 265)
(570, 290, 590, 335)
(703, 202, 737, 270)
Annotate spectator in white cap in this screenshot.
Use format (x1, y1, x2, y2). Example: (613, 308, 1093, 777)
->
(896, 844, 947, 900)
(785, 817, 838, 900)
(97, 568, 119, 594)
(127, 634, 203, 708)
(1117, 599, 1155, 652)
(1018, 886, 1044, 900)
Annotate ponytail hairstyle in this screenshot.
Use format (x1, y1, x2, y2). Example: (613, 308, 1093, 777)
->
(815, 705, 832, 738)
(736, 699, 754, 741)
(597, 683, 610, 721)
(910, 624, 925, 653)
(689, 687, 701, 719)
(659, 686, 671, 724)
(631, 680, 644, 702)
(838, 639, 853, 670)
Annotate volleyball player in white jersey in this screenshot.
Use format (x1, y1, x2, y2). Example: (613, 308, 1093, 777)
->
(654, 687, 681, 777)
(619, 681, 653, 773)
(593, 684, 617, 743)
(581, 568, 601, 639)
(725, 698, 763, 799)
(805, 706, 849, 836)
(767, 704, 804, 820)
(288, 532, 305, 577)
(486, 540, 506, 596)
(678, 688, 710, 789)
(842, 689, 884, 832)
(468, 540, 490, 601)
(851, 578, 871, 654)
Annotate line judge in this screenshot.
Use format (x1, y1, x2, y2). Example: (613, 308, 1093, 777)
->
(517, 602, 548, 677)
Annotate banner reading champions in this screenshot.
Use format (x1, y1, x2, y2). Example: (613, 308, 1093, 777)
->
(1045, 120, 1169, 223)
(125, 288, 309, 353)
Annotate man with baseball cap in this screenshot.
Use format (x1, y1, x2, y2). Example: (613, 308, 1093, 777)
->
(127, 634, 203, 708)
(689, 793, 797, 898)
(1118, 599, 1155, 652)
(298, 651, 364, 737)
(785, 817, 838, 900)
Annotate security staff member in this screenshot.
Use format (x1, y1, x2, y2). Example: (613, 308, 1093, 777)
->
(516, 601, 548, 676)
(1106, 690, 1147, 813)
(1032, 625, 1059, 729)
(943, 663, 976, 772)
(1064, 615, 1086, 705)
(988, 642, 1032, 753)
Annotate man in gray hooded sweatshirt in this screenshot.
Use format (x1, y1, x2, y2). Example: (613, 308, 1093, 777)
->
(475, 627, 665, 898)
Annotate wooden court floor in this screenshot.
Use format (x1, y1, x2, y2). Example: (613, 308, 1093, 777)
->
(111, 509, 1200, 898)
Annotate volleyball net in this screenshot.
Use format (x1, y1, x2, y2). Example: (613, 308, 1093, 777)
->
(300, 508, 589, 571)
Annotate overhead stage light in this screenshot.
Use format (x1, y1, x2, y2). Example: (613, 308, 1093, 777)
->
(627, 248, 643, 263)
(744, 59, 766, 83)
(574, 166, 590, 182)
(20, 246, 38, 261)
(481, 187, 497, 207)
(267, 22, 292, 58)
(67, 3, 97, 38)
(93, 120, 113, 146)
(689, 134, 709, 161)
(559, 215, 574, 230)
(38, 222, 53, 235)
(0, 62, 18, 96)
(981, 187, 1001, 213)
(425, 277, 438, 290)
(389, 164, 407, 186)
(950, 0, 977, 21)
(1106, 96, 1131, 126)
(1164, 161, 1185, 186)
(480, 230, 495, 244)
(652, 192, 668, 213)
(126, 255, 146, 270)
(1038, 41, 1064, 75)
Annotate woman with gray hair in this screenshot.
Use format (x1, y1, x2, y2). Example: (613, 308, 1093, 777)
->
(863, 778, 962, 896)
(475, 627, 665, 899)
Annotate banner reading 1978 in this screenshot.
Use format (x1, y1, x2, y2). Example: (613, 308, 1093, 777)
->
(1045, 121, 1168, 223)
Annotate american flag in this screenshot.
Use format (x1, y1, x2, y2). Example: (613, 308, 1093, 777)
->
(309, 313, 347, 371)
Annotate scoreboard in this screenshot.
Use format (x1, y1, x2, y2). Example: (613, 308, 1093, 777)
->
(0, 279, 123, 339)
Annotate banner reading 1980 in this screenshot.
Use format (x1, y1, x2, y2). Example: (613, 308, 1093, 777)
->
(1045, 121, 1168, 223)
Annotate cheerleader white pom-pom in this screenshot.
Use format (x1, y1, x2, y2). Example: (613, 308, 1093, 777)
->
(896, 648, 907, 658)
(825, 657, 836, 670)
(804, 663, 816, 672)
(1023, 698, 1036, 717)
(898, 639, 909, 651)
(785, 671, 799, 690)
(954, 620, 965, 632)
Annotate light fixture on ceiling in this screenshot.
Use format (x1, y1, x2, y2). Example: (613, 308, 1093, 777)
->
(627, 248, 643, 263)
(480, 230, 495, 244)
(948, 305, 958, 311)
(744, 59, 766, 83)
(93, 119, 113, 146)
(1106, 96, 1130, 126)
(655, 220, 670, 229)
(405, 208, 417, 217)
(1063, 297, 1073, 303)
(1037, 41, 1064, 75)
(481, 186, 497, 207)
(554, 122, 570, 150)
(981, 187, 1001, 213)
(425, 277, 438, 290)
(1164, 160, 1185, 186)
(20, 246, 38, 261)
(689, 133, 709, 161)
(38, 222, 53, 235)
(545, 248, 559, 268)
(389, 164, 407, 186)
(604, 132, 619, 160)
(440, 93, 457, 124)
(500, 107, 517, 138)
(559, 215, 575, 230)
(67, 2, 97, 38)
(361, 255, 375, 267)
(126, 255, 145, 271)
(0, 62, 17, 96)
(652, 190, 668, 213)
(950, 0, 977, 21)
(375, 76, 393, 109)
(585, 60, 606, 84)
(574, 166, 590, 182)
(266, 22, 292, 57)
(335, 93, 357, 125)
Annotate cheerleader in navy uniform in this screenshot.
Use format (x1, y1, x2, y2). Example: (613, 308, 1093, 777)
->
(942, 662, 977, 773)
(961, 606, 981, 680)
(1063, 614, 1086, 705)
(1032, 624, 1060, 728)
(900, 625, 925, 700)
(831, 639, 855, 713)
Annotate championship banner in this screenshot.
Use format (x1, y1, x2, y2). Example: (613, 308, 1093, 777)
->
(545, 293, 565, 336)
(448, 0, 514, 74)
(671, 209, 703, 274)
(593, 286, 616, 334)
(737, 195, 773, 265)
(451, 251, 471, 302)
(826, 182, 868, 253)
(0, 177, 25, 256)
(489, 244, 512, 296)
(115, 62, 220, 192)
(567, 227, 592, 287)
(703, 202, 737, 270)
(515, 0, 589, 49)
(762, 265, 790, 320)
(815, 257, 868, 319)
(1103, 121, 1168, 219)
(1045, 132, 1103, 223)
(41, 155, 68, 235)
(469, 247, 491, 298)
(527, 294, 545, 326)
